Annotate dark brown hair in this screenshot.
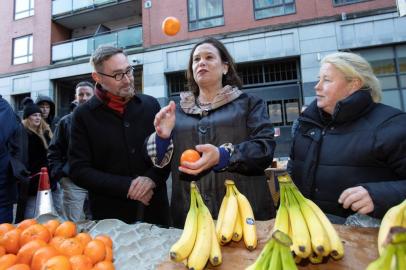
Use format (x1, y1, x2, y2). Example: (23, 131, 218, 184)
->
(186, 37, 242, 96)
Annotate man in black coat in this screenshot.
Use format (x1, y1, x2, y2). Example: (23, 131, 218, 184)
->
(68, 46, 170, 226)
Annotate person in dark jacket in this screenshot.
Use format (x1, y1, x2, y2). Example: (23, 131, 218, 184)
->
(148, 37, 276, 228)
(289, 52, 406, 221)
(35, 95, 60, 131)
(69, 46, 170, 226)
(0, 95, 19, 223)
(48, 81, 94, 222)
(20, 99, 53, 219)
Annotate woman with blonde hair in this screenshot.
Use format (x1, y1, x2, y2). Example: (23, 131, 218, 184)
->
(288, 51, 406, 222)
(17, 98, 53, 220)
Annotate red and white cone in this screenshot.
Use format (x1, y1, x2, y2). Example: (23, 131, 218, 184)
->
(34, 167, 59, 223)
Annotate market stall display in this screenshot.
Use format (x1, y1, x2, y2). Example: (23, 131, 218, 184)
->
(157, 220, 379, 270)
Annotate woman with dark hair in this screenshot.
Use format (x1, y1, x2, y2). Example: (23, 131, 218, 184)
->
(148, 37, 276, 228)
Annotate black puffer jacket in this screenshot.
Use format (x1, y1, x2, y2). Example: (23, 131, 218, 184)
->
(289, 90, 406, 219)
(170, 92, 276, 228)
(48, 113, 72, 181)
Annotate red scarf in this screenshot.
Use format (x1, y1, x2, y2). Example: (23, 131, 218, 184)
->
(95, 84, 131, 115)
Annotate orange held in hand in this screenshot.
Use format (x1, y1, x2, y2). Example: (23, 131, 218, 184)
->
(180, 149, 200, 164)
(162, 16, 181, 36)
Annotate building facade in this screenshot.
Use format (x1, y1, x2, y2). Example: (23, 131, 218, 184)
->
(0, 0, 405, 156)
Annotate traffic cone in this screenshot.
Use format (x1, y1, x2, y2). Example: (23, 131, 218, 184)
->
(34, 167, 59, 223)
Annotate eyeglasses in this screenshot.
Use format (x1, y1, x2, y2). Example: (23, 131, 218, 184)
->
(97, 67, 134, 81)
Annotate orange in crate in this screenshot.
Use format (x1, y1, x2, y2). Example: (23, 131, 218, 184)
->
(59, 238, 84, 257)
(44, 219, 61, 237)
(69, 255, 93, 270)
(92, 260, 115, 270)
(19, 224, 51, 246)
(0, 254, 18, 269)
(84, 239, 106, 265)
(31, 246, 60, 270)
(1, 228, 22, 254)
(16, 239, 47, 265)
(5, 264, 31, 270)
(41, 255, 71, 270)
(54, 221, 77, 238)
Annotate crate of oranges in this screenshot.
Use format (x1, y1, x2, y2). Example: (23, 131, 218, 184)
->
(0, 219, 115, 270)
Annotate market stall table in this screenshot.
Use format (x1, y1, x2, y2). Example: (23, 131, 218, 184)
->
(157, 220, 379, 270)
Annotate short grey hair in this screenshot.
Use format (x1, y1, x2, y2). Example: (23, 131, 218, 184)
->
(90, 46, 127, 72)
(321, 52, 382, 102)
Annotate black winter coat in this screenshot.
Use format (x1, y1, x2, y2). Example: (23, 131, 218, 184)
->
(69, 94, 170, 226)
(48, 113, 72, 181)
(289, 90, 406, 219)
(170, 93, 276, 228)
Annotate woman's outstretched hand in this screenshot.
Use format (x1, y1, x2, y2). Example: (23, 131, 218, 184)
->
(154, 100, 176, 139)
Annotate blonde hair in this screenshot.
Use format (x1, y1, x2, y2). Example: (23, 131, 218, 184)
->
(22, 118, 53, 149)
(321, 52, 382, 102)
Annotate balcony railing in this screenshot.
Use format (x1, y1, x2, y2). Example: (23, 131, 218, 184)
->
(52, 0, 119, 16)
(52, 26, 142, 63)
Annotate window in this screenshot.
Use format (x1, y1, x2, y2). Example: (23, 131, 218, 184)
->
(333, 0, 368, 6)
(253, 0, 295, 20)
(354, 45, 406, 111)
(188, 0, 224, 31)
(238, 59, 298, 87)
(15, 0, 34, 20)
(13, 35, 33, 65)
(167, 72, 188, 96)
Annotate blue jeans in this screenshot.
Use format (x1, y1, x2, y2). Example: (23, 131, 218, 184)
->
(0, 204, 13, 223)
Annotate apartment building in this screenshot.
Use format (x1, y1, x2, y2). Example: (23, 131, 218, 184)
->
(0, 0, 405, 156)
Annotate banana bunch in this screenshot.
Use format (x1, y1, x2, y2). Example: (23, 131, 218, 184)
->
(367, 227, 406, 270)
(272, 173, 344, 264)
(169, 182, 222, 270)
(378, 199, 406, 255)
(216, 180, 257, 250)
(246, 230, 297, 270)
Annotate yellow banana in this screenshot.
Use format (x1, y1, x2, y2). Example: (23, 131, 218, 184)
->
(285, 187, 311, 258)
(187, 189, 213, 270)
(272, 187, 289, 235)
(378, 200, 406, 255)
(308, 252, 324, 264)
(232, 209, 243, 242)
(304, 198, 344, 260)
(219, 183, 238, 244)
(403, 207, 406, 227)
(291, 186, 331, 257)
(169, 186, 198, 262)
(216, 189, 229, 242)
(210, 219, 222, 266)
(232, 184, 257, 250)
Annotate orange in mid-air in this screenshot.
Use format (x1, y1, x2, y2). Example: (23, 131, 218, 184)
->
(162, 16, 181, 36)
(180, 149, 201, 164)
